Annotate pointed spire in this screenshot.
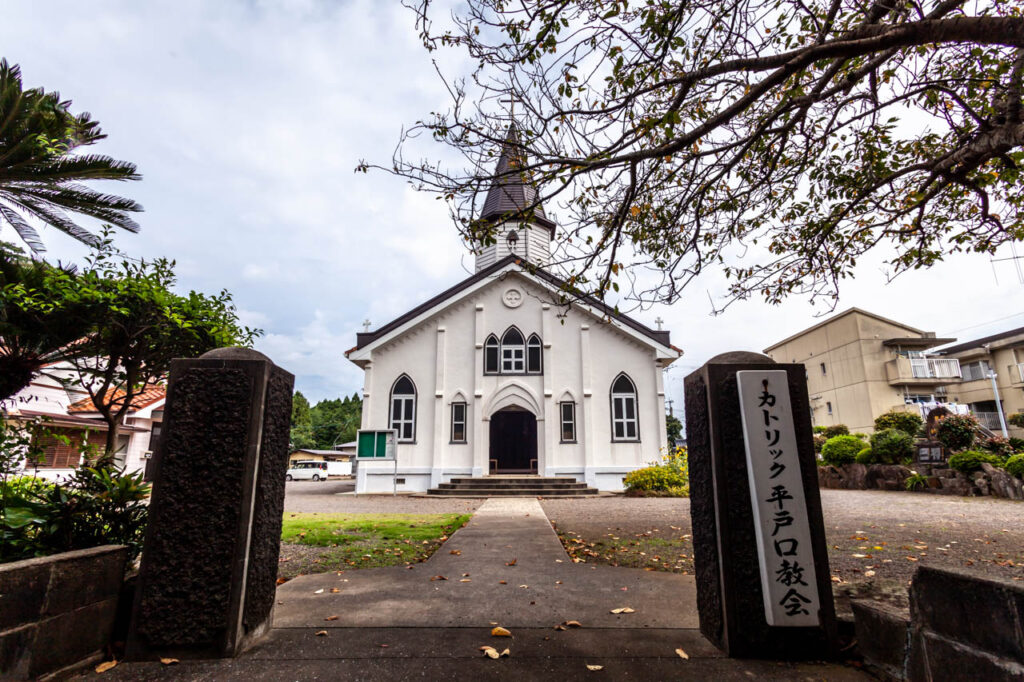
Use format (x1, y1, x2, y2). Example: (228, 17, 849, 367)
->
(480, 124, 555, 232)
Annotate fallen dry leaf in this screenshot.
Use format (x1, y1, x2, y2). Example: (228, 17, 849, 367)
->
(325, 615, 339, 621)
(480, 646, 500, 659)
(586, 664, 604, 671)
(500, 648, 511, 657)
(330, 588, 340, 593)
(491, 626, 512, 637)
(519, 584, 529, 589)
(564, 620, 582, 628)
(95, 660, 118, 673)
(610, 607, 635, 614)
(498, 580, 507, 585)
(430, 575, 448, 581)
(160, 658, 179, 665)
(460, 579, 472, 583)
(505, 558, 517, 566)
(450, 549, 462, 555)
(554, 624, 567, 631)
(675, 648, 689, 659)
(315, 630, 328, 636)
(313, 588, 324, 594)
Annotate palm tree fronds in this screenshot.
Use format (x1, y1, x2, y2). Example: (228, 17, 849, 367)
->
(0, 203, 45, 253)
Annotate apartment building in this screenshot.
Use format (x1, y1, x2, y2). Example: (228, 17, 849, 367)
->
(763, 308, 960, 433)
(935, 326, 1024, 435)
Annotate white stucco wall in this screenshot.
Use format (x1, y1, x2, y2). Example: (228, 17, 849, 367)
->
(351, 268, 678, 492)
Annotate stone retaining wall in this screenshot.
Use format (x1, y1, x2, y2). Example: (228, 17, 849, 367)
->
(818, 462, 1024, 500)
(0, 545, 128, 679)
(853, 566, 1024, 680)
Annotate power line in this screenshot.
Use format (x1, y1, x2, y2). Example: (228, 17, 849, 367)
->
(942, 311, 1024, 336)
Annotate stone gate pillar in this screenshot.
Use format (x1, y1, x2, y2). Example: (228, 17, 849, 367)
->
(126, 348, 293, 660)
(684, 351, 836, 659)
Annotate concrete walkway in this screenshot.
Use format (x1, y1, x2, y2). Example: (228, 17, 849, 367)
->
(90, 499, 867, 680)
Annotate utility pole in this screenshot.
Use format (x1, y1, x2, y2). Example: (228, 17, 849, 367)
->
(988, 369, 1009, 438)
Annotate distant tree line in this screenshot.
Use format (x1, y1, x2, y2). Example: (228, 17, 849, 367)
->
(290, 391, 362, 451)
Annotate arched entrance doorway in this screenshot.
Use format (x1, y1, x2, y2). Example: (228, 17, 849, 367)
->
(489, 407, 538, 474)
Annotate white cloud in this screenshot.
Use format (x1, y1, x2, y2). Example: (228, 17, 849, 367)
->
(2, 1, 1020, 406)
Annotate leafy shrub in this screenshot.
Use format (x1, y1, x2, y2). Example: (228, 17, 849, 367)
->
(855, 447, 874, 464)
(935, 414, 978, 452)
(869, 428, 915, 464)
(624, 447, 689, 496)
(1009, 437, 1024, 452)
(1007, 413, 1024, 429)
(813, 426, 827, 434)
(947, 450, 1003, 475)
(980, 436, 1015, 458)
(821, 424, 850, 439)
(905, 472, 928, 491)
(821, 435, 864, 466)
(1, 466, 150, 564)
(1005, 454, 1024, 479)
(874, 410, 924, 436)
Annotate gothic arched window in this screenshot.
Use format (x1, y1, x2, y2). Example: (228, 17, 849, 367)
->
(389, 374, 417, 442)
(610, 373, 639, 442)
(527, 334, 543, 374)
(500, 327, 525, 373)
(484, 334, 500, 374)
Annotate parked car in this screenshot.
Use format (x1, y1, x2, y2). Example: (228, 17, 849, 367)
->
(286, 460, 328, 481)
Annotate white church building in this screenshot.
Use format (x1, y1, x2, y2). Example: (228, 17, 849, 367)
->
(346, 128, 682, 493)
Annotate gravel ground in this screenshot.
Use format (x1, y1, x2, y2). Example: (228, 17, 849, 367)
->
(280, 483, 1023, 613)
(283, 480, 481, 515)
(541, 490, 1024, 613)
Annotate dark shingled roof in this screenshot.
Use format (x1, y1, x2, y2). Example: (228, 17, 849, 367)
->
(480, 125, 556, 234)
(351, 255, 672, 351)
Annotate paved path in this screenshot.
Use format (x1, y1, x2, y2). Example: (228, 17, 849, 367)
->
(89, 499, 867, 680)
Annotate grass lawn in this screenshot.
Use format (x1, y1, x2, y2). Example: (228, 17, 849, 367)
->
(278, 512, 471, 580)
(555, 524, 694, 574)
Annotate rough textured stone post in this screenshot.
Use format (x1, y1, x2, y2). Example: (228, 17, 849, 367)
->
(126, 348, 293, 660)
(683, 351, 836, 659)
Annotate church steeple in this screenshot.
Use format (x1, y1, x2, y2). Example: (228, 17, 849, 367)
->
(474, 124, 556, 272)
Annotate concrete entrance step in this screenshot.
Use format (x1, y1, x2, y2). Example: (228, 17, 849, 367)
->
(429, 476, 600, 497)
(429, 487, 599, 497)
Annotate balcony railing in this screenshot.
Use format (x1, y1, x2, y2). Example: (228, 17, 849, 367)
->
(973, 411, 1005, 431)
(909, 357, 962, 379)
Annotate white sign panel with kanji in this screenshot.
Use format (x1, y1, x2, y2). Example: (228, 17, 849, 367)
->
(737, 370, 821, 627)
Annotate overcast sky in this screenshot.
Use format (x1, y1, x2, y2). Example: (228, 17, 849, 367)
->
(3, 0, 1022, 414)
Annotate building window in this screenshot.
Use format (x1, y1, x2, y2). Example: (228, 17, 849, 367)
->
(820, 362, 827, 375)
(826, 401, 833, 415)
(484, 335, 500, 374)
(611, 373, 639, 441)
(560, 401, 576, 442)
(961, 360, 991, 382)
(389, 374, 416, 442)
(500, 327, 525, 373)
(527, 334, 543, 374)
(451, 402, 467, 443)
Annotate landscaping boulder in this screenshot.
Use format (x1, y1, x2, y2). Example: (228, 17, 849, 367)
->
(818, 465, 844, 489)
(981, 464, 1024, 501)
(937, 476, 973, 496)
(865, 464, 912, 490)
(843, 462, 869, 490)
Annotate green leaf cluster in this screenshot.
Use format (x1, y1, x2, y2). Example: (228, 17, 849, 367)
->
(1, 465, 150, 564)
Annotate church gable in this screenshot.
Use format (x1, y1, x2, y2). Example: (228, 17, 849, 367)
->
(347, 257, 676, 364)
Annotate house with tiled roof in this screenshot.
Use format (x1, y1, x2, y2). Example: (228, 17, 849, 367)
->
(345, 125, 682, 493)
(2, 361, 165, 480)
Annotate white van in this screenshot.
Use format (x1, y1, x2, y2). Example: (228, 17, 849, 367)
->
(286, 460, 328, 481)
